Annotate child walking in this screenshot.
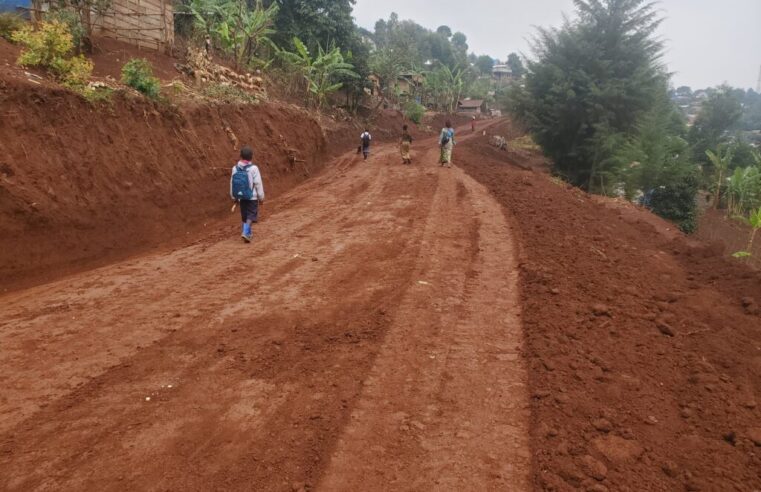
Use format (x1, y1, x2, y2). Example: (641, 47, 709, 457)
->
(230, 146, 265, 243)
(360, 129, 372, 160)
(400, 124, 413, 164)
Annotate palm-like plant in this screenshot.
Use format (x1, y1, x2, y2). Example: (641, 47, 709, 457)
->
(727, 166, 761, 216)
(277, 37, 358, 107)
(184, 0, 277, 70)
(733, 207, 761, 259)
(706, 146, 735, 209)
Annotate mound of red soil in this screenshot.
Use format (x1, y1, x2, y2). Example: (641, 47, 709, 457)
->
(458, 130, 761, 490)
(0, 74, 329, 291)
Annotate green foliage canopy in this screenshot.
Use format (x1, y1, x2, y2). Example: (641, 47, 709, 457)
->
(509, 0, 668, 190)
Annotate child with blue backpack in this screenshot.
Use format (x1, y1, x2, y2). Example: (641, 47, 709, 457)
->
(230, 146, 265, 243)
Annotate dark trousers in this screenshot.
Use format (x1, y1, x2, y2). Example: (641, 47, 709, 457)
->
(239, 199, 259, 223)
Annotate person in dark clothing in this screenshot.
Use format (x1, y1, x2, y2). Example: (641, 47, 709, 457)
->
(400, 125, 413, 164)
(360, 129, 372, 160)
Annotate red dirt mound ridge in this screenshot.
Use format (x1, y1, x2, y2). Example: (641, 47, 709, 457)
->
(458, 124, 761, 491)
(0, 73, 327, 291)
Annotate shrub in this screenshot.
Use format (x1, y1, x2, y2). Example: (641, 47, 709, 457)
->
(12, 21, 72, 68)
(647, 174, 700, 233)
(60, 55, 93, 88)
(12, 20, 92, 88)
(81, 85, 113, 103)
(403, 101, 425, 124)
(121, 58, 161, 98)
(0, 12, 25, 41)
(45, 9, 86, 52)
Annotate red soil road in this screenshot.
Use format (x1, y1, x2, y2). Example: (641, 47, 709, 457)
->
(457, 123, 761, 491)
(0, 125, 530, 490)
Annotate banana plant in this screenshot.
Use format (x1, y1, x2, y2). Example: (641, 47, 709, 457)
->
(277, 37, 358, 107)
(706, 146, 734, 209)
(183, 0, 277, 70)
(727, 166, 761, 216)
(733, 207, 761, 259)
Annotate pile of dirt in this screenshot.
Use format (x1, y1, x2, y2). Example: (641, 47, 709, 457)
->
(457, 129, 761, 490)
(0, 73, 330, 291)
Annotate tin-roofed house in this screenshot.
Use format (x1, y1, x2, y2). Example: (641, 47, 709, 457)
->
(457, 99, 488, 115)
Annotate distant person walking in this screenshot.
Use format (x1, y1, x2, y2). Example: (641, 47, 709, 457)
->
(400, 124, 413, 164)
(471, 116, 477, 133)
(360, 129, 372, 161)
(230, 146, 265, 243)
(439, 121, 455, 167)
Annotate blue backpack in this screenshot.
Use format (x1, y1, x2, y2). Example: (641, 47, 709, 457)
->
(231, 164, 254, 200)
(441, 128, 454, 145)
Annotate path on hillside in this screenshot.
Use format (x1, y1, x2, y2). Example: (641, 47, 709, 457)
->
(0, 125, 529, 491)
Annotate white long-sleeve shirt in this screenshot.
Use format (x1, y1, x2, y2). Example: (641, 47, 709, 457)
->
(230, 161, 265, 201)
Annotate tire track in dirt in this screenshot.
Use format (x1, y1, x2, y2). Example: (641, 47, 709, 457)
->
(319, 144, 529, 491)
(0, 125, 529, 490)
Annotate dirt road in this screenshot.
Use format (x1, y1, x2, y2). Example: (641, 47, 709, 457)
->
(0, 127, 529, 490)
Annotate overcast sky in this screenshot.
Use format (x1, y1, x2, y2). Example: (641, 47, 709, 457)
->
(353, 0, 761, 90)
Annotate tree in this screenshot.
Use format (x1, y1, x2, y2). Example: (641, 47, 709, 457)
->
(367, 46, 408, 110)
(52, 0, 112, 49)
(182, 0, 278, 69)
(509, 0, 667, 190)
(277, 36, 358, 107)
(740, 89, 761, 131)
(451, 32, 468, 52)
(475, 55, 494, 75)
(264, 0, 356, 52)
(688, 86, 743, 163)
(675, 85, 692, 97)
(506, 52, 524, 77)
(706, 146, 735, 208)
(436, 25, 452, 38)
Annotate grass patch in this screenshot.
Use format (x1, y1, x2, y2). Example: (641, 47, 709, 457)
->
(202, 83, 259, 104)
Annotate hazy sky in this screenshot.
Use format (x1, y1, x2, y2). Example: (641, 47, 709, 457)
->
(353, 0, 761, 90)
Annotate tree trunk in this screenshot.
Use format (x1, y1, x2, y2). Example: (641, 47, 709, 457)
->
(714, 171, 723, 209)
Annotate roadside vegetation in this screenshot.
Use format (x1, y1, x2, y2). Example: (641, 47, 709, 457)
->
(121, 58, 161, 98)
(506, 0, 760, 236)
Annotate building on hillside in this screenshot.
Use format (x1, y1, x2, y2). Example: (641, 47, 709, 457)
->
(17, 0, 173, 53)
(458, 99, 488, 115)
(492, 64, 516, 84)
(365, 74, 381, 96)
(396, 72, 424, 98)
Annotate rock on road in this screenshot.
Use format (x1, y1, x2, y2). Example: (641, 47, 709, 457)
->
(0, 127, 529, 491)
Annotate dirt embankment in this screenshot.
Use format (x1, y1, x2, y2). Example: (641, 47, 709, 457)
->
(0, 75, 331, 291)
(458, 123, 761, 491)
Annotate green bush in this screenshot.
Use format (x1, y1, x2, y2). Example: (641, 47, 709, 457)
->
(647, 174, 700, 233)
(12, 20, 92, 88)
(0, 12, 25, 41)
(121, 58, 161, 98)
(13, 21, 72, 67)
(45, 9, 86, 52)
(404, 101, 425, 124)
